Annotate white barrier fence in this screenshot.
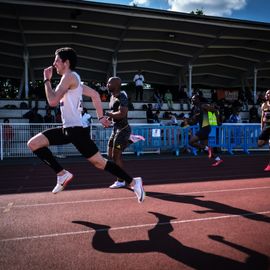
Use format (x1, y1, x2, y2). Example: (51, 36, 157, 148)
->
(0, 123, 158, 160)
(0, 123, 265, 160)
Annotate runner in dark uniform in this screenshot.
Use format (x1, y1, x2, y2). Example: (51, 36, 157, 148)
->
(258, 89, 270, 171)
(188, 94, 223, 166)
(106, 77, 144, 188)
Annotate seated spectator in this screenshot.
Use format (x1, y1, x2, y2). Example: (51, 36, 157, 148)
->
(180, 114, 190, 128)
(82, 107, 92, 136)
(249, 104, 260, 123)
(153, 110, 160, 123)
(164, 89, 173, 110)
(23, 106, 43, 137)
(180, 114, 192, 154)
(146, 103, 155, 123)
(166, 113, 178, 126)
(44, 109, 55, 123)
(228, 109, 241, 123)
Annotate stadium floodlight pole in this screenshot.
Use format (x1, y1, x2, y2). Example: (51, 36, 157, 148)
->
(188, 64, 193, 98)
(253, 67, 257, 104)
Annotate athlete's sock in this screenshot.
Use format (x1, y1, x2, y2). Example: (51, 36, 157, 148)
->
(33, 147, 63, 174)
(215, 156, 221, 161)
(104, 160, 133, 184)
(204, 146, 209, 151)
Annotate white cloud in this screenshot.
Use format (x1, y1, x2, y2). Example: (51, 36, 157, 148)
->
(129, 0, 151, 7)
(167, 0, 247, 17)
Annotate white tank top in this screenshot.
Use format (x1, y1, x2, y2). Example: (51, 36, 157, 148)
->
(60, 72, 83, 128)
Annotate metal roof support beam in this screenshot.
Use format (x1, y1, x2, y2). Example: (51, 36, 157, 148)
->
(112, 56, 117, 77)
(23, 51, 29, 98)
(253, 68, 257, 103)
(188, 64, 193, 98)
(17, 73, 24, 99)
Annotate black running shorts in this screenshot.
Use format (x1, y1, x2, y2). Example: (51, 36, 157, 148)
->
(195, 125, 211, 141)
(258, 126, 270, 142)
(108, 125, 131, 151)
(42, 126, 99, 158)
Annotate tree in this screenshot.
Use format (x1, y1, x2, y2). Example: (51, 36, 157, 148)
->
(190, 9, 204, 15)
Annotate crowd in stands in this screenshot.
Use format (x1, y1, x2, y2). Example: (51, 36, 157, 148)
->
(143, 87, 261, 126)
(0, 71, 265, 126)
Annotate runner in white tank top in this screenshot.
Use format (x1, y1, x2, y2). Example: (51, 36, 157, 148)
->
(60, 71, 83, 128)
(27, 47, 145, 203)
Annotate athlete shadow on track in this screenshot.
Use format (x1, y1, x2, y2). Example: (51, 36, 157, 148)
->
(72, 212, 268, 270)
(146, 191, 270, 224)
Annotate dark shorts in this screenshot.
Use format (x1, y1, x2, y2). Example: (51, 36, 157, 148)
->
(108, 125, 131, 151)
(195, 125, 211, 141)
(42, 126, 99, 158)
(258, 126, 270, 142)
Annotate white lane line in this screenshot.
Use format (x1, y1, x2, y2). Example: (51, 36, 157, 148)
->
(1, 210, 269, 243)
(0, 185, 269, 209)
(0, 174, 268, 193)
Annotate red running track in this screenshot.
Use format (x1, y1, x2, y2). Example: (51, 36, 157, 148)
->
(0, 153, 270, 270)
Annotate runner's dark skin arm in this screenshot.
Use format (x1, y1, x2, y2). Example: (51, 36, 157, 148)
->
(106, 106, 128, 120)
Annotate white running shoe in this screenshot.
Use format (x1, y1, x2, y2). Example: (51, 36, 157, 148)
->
(133, 177, 145, 203)
(52, 170, 73, 194)
(129, 134, 145, 144)
(109, 180, 126, 189)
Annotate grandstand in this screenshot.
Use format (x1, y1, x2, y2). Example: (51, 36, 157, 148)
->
(0, 99, 251, 124)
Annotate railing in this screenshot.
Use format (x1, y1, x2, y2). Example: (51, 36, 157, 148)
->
(0, 123, 264, 160)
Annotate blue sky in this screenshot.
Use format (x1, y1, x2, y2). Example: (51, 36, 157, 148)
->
(86, 0, 270, 23)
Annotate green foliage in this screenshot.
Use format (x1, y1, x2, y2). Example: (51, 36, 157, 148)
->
(190, 9, 204, 15)
(0, 78, 19, 98)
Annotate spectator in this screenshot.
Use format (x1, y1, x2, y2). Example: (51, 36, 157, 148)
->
(23, 106, 44, 137)
(146, 103, 155, 123)
(249, 104, 260, 123)
(256, 92, 265, 105)
(153, 89, 163, 110)
(99, 82, 109, 101)
(228, 109, 241, 123)
(82, 107, 92, 135)
(153, 110, 161, 123)
(166, 112, 178, 126)
(164, 89, 173, 110)
(133, 70, 144, 101)
(180, 114, 190, 128)
(180, 114, 192, 154)
(44, 109, 55, 123)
